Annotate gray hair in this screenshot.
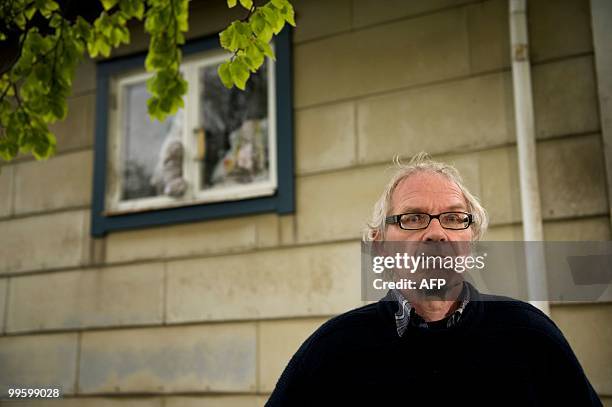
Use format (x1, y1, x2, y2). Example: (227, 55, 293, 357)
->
(363, 152, 488, 241)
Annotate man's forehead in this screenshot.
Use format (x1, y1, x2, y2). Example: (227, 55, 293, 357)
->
(391, 173, 467, 209)
(395, 172, 462, 192)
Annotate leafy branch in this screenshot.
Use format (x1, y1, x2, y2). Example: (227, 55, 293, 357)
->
(0, 0, 294, 163)
(218, 0, 295, 90)
(143, 0, 188, 120)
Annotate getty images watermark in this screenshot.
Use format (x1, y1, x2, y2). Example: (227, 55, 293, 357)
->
(371, 251, 487, 291)
(361, 241, 612, 302)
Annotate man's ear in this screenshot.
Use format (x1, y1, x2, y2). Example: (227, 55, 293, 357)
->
(370, 229, 389, 257)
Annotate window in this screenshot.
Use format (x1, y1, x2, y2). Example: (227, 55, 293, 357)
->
(92, 29, 293, 236)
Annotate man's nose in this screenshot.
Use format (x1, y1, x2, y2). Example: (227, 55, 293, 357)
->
(422, 218, 447, 241)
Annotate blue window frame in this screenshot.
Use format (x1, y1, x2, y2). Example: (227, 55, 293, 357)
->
(91, 28, 293, 237)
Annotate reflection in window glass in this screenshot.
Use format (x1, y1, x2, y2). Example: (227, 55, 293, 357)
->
(121, 81, 184, 200)
(199, 60, 269, 190)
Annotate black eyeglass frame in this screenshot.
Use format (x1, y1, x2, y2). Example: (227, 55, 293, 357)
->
(385, 212, 473, 231)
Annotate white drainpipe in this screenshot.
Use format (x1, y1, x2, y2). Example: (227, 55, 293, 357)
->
(509, 0, 550, 315)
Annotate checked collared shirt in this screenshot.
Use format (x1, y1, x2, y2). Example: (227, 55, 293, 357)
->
(390, 282, 471, 337)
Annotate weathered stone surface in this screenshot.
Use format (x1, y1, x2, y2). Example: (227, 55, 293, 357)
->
(543, 216, 611, 241)
(0, 210, 90, 275)
(357, 72, 515, 165)
(292, 0, 351, 43)
(255, 214, 279, 249)
(481, 215, 610, 242)
(258, 318, 327, 392)
(0, 164, 13, 217)
(538, 135, 608, 219)
(533, 56, 600, 139)
(550, 304, 612, 395)
(0, 333, 78, 394)
(294, 8, 469, 107)
(72, 60, 96, 96)
(105, 216, 260, 263)
(165, 396, 259, 407)
(296, 102, 356, 174)
(79, 324, 257, 394)
(475, 137, 607, 226)
(467, 0, 510, 73)
(279, 215, 295, 246)
(529, 0, 593, 62)
(166, 242, 361, 323)
(0, 399, 162, 407)
(49, 94, 95, 152)
(296, 167, 389, 243)
(478, 147, 522, 226)
(13, 150, 93, 215)
(6, 263, 164, 333)
(0, 278, 6, 333)
(483, 224, 523, 241)
(352, 0, 475, 28)
(440, 152, 482, 199)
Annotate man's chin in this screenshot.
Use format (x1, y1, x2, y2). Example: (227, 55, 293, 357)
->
(413, 277, 463, 300)
(414, 286, 451, 300)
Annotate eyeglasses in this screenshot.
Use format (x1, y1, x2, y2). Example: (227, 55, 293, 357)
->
(385, 212, 473, 231)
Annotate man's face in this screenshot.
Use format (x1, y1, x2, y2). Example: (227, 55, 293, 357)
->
(385, 171, 473, 242)
(383, 171, 473, 298)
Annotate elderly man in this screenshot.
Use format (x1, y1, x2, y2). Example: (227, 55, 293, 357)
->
(267, 153, 601, 406)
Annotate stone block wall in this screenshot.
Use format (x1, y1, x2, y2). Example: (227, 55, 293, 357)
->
(1, 0, 610, 405)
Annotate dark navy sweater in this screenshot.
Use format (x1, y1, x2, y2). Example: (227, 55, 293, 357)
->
(267, 284, 601, 406)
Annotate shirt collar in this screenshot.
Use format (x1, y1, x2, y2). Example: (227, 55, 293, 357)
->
(390, 282, 471, 337)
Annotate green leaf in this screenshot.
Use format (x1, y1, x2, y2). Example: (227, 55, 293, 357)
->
(219, 21, 250, 51)
(97, 37, 111, 56)
(227, 0, 237, 7)
(256, 39, 275, 59)
(280, 3, 295, 26)
(133, 1, 145, 19)
(14, 13, 27, 29)
(239, 0, 252, 9)
(261, 6, 284, 34)
(218, 61, 234, 88)
(38, 0, 60, 18)
(260, 7, 276, 25)
(75, 17, 92, 42)
(229, 58, 249, 90)
(0, 138, 19, 161)
(250, 12, 266, 33)
(46, 0, 60, 11)
(246, 44, 264, 71)
(256, 22, 273, 42)
(24, 4, 37, 20)
(219, 24, 235, 50)
(32, 131, 56, 159)
(147, 97, 161, 120)
(101, 0, 119, 10)
(241, 55, 255, 71)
